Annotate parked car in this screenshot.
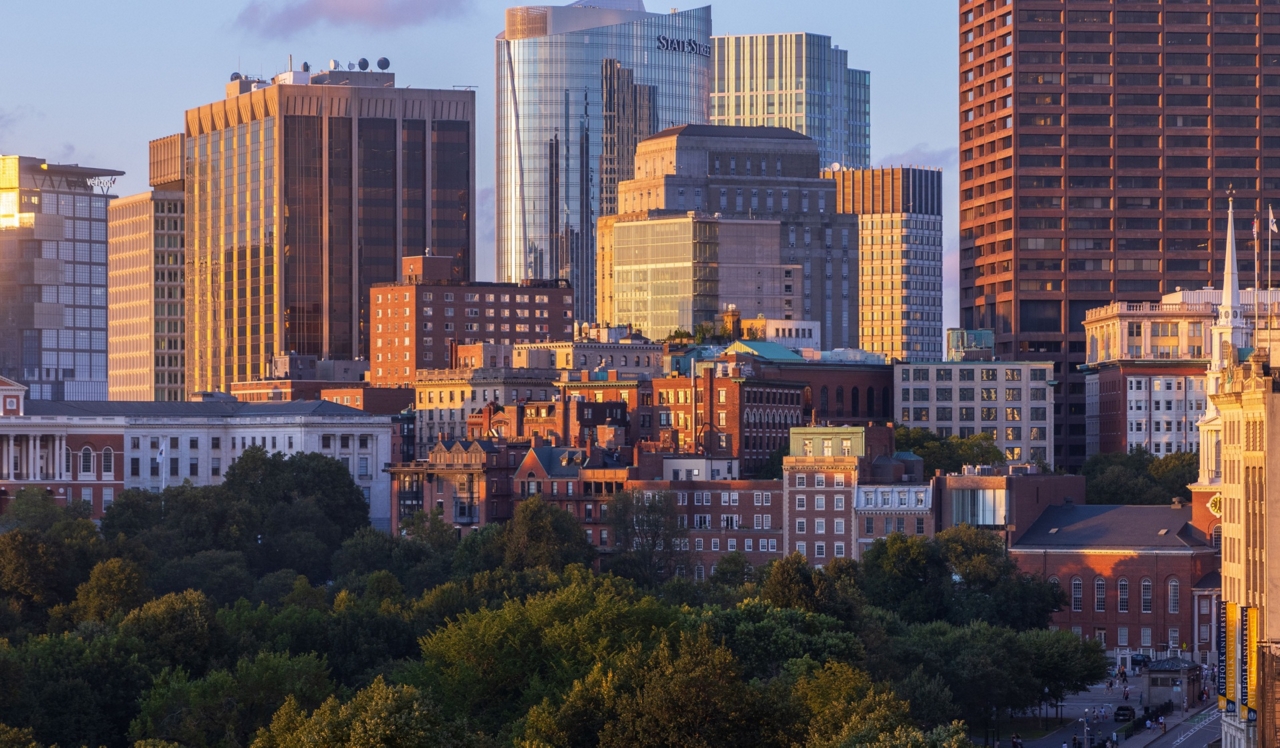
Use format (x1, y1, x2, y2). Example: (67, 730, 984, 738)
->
(1115, 706, 1136, 723)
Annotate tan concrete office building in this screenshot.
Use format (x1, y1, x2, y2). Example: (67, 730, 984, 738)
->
(611, 214, 801, 341)
(108, 135, 186, 401)
(182, 64, 475, 394)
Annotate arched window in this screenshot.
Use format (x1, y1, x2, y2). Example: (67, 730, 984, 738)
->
(867, 388, 876, 417)
(1141, 578, 1153, 613)
(621, 356, 628, 367)
(1095, 577, 1106, 612)
(819, 386, 829, 416)
(1212, 525, 1222, 549)
(1118, 578, 1130, 613)
(851, 387, 860, 417)
(64, 447, 71, 474)
(101, 447, 114, 475)
(80, 446, 93, 476)
(835, 386, 844, 416)
(882, 387, 892, 419)
(1168, 578, 1180, 614)
(1071, 577, 1083, 612)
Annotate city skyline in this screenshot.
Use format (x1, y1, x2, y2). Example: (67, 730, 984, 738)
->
(0, 0, 960, 323)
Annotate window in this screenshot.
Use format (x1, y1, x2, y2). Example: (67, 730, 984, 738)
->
(1141, 578, 1153, 613)
(130, 457, 140, 477)
(102, 487, 114, 509)
(102, 448, 113, 474)
(212, 457, 221, 477)
(795, 495, 806, 510)
(1071, 577, 1083, 612)
(1117, 627, 1129, 647)
(1118, 578, 1130, 613)
(796, 519, 806, 534)
(1095, 577, 1106, 612)
(865, 517, 874, 535)
(796, 542, 806, 557)
(80, 447, 92, 475)
(1141, 628, 1152, 647)
(1169, 628, 1180, 649)
(1168, 578, 1180, 614)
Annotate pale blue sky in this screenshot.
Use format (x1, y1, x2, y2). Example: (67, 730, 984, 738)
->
(0, 0, 959, 324)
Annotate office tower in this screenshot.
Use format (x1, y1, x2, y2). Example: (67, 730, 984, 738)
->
(598, 125, 860, 350)
(0, 155, 123, 401)
(183, 64, 475, 394)
(711, 33, 871, 169)
(496, 0, 712, 320)
(610, 214, 801, 340)
(830, 167, 944, 362)
(109, 135, 186, 401)
(959, 1, 1280, 470)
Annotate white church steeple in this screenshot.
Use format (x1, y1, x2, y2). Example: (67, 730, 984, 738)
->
(1211, 193, 1251, 372)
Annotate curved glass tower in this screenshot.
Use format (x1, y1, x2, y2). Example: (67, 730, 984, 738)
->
(496, 0, 712, 320)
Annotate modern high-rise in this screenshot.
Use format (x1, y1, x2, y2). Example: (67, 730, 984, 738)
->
(597, 125, 860, 350)
(0, 155, 122, 401)
(959, 0, 1280, 470)
(711, 33, 871, 169)
(109, 135, 186, 402)
(183, 65, 475, 395)
(495, 0, 712, 320)
(830, 167, 945, 362)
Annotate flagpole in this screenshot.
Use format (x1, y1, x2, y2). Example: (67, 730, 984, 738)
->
(1255, 215, 1261, 347)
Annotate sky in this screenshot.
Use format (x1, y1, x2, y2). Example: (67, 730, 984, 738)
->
(0, 0, 960, 326)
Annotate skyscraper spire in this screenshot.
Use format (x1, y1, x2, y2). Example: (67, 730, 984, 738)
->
(1223, 193, 1242, 319)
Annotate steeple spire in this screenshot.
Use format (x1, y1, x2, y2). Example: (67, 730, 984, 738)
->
(1211, 191, 1251, 373)
(1223, 193, 1242, 318)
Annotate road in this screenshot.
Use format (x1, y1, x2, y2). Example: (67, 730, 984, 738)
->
(1129, 710, 1220, 748)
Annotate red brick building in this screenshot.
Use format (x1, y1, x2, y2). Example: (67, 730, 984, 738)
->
(720, 342, 895, 425)
(624, 478, 785, 578)
(514, 444, 630, 551)
(388, 438, 529, 535)
(370, 256, 574, 386)
(1010, 502, 1220, 670)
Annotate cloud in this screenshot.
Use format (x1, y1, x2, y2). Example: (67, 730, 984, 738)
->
(236, 0, 474, 37)
(874, 142, 957, 170)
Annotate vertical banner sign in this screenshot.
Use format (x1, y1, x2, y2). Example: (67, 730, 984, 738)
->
(1241, 607, 1251, 712)
(1247, 607, 1260, 722)
(1219, 599, 1229, 707)
(1227, 602, 1240, 709)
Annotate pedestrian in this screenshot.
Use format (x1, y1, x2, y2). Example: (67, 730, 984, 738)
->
(1062, 741, 1068, 748)
(1160, 715, 1166, 734)
(1145, 719, 1152, 732)
(1124, 686, 1130, 701)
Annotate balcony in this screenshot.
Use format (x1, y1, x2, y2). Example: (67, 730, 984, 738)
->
(453, 500, 479, 525)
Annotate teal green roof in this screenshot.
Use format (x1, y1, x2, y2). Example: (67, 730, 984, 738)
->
(727, 340, 806, 361)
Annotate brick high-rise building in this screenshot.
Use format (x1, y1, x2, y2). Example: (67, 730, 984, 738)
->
(958, 0, 1280, 469)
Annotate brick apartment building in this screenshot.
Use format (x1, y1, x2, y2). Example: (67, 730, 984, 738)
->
(370, 256, 574, 386)
(388, 438, 530, 534)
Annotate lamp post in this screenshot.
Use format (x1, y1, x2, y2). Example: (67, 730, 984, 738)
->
(1080, 711, 1091, 748)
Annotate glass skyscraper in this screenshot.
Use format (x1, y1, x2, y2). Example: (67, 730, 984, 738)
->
(0, 155, 122, 401)
(711, 33, 870, 170)
(496, 0, 712, 320)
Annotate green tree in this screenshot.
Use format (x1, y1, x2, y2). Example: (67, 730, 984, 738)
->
(502, 497, 595, 572)
(0, 488, 70, 533)
(599, 630, 767, 748)
(709, 551, 751, 587)
(696, 598, 864, 680)
(606, 490, 688, 587)
(856, 534, 951, 623)
(936, 525, 1062, 630)
(0, 531, 65, 606)
(1080, 446, 1197, 505)
(1150, 450, 1199, 501)
(761, 553, 820, 613)
(119, 590, 221, 675)
(69, 558, 151, 623)
(250, 677, 482, 748)
(893, 428, 1004, 476)
(1018, 628, 1109, 705)
(131, 652, 334, 748)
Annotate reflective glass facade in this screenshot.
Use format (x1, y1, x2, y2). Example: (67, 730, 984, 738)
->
(712, 33, 871, 170)
(184, 75, 475, 394)
(496, 2, 712, 320)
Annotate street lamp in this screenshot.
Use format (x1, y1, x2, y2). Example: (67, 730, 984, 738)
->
(1080, 711, 1091, 748)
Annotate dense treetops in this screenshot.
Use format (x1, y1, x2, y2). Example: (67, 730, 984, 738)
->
(0, 449, 1106, 747)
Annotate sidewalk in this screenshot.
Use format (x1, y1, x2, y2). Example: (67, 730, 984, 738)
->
(1022, 680, 1212, 748)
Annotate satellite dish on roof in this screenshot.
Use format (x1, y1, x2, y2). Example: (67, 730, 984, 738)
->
(329, 59, 339, 70)
(377, 57, 390, 71)
(347, 62, 355, 71)
(301, 61, 310, 72)
(358, 57, 369, 71)
(230, 72, 242, 81)
(830, 162, 841, 172)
